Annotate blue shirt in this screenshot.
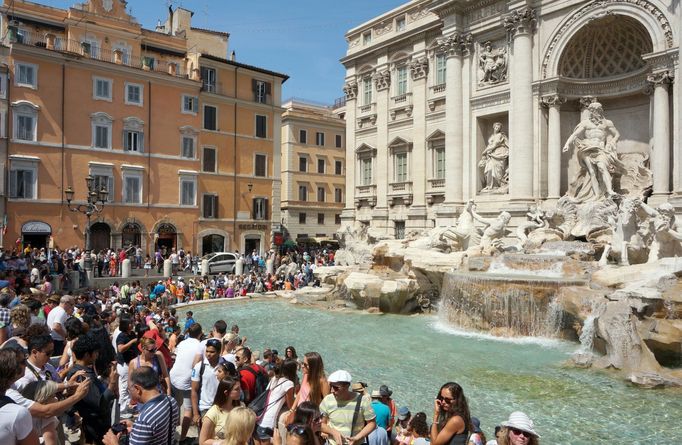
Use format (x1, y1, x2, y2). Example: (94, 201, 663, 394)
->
(371, 400, 391, 429)
(130, 394, 179, 445)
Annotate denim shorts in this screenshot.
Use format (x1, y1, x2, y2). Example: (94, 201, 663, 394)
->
(254, 425, 274, 440)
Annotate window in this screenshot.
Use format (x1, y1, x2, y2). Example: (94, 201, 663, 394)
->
(363, 31, 372, 45)
(317, 159, 325, 174)
(335, 161, 343, 175)
(125, 83, 142, 106)
(395, 152, 408, 182)
(253, 80, 270, 103)
(203, 147, 217, 173)
(82, 38, 100, 58)
(89, 164, 114, 202)
(182, 136, 195, 158)
(435, 147, 445, 179)
(15, 62, 37, 88)
(253, 197, 268, 220)
(15, 114, 36, 141)
(255, 115, 267, 138)
(204, 105, 217, 131)
(183, 95, 199, 114)
(299, 213, 306, 224)
(112, 43, 131, 64)
(335, 214, 341, 225)
(396, 66, 408, 96)
(298, 185, 308, 201)
(396, 16, 406, 32)
(180, 177, 196, 206)
(9, 158, 38, 199)
(395, 221, 406, 240)
(316, 132, 325, 146)
(0, 73, 7, 99)
(299, 157, 307, 172)
(335, 134, 342, 148)
(362, 77, 372, 105)
(436, 54, 447, 85)
(93, 77, 112, 101)
(201, 67, 217, 93)
(203, 194, 219, 218)
(299, 130, 307, 144)
(361, 158, 372, 185)
(91, 112, 112, 149)
(317, 213, 325, 225)
(124, 131, 143, 152)
(317, 187, 325, 202)
(122, 171, 142, 204)
(335, 188, 343, 203)
(255, 154, 267, 177)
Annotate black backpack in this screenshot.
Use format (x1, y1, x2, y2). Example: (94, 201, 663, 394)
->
(243, 365, 269, 399)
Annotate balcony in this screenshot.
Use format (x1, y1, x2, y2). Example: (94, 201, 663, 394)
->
(431, 84, 446, 95)
(354, 184, 377, 208)
(9, 29, 188, 78)
(391, 92, 412, 107)
(358, 102, 376, 115)
(428, 178, 445, 189)
(388, 181, 413, 206)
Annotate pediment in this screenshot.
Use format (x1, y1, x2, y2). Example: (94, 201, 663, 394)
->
(388, 136, 412, 147)
(80, 1, 134, 22)
(426, 129, 445, 141)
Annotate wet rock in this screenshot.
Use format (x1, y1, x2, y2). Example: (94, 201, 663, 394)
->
(628, 371, 682, 388)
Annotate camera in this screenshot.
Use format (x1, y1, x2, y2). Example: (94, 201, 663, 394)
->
(111, 423, 129, 445)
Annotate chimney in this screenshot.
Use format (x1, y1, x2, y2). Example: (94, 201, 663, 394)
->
(230, 50, 236, 61)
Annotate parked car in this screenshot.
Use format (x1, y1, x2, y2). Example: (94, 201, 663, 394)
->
(202, 252, 239, 274)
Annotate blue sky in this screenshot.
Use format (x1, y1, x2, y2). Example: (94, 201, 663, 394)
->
(35, 0, 406, 104)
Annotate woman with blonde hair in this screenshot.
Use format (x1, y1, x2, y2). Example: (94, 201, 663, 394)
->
(199, 376, 245, 445)
(20, 380, 61, 445)
(128, 336, 171, 395)
(220, 406, 256, 445)
(496, 412, 540, 445)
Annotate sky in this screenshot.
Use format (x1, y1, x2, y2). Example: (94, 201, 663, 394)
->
(34, 0, 408, 104)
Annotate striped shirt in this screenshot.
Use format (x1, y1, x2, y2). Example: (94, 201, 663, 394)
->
(130, 394, 180, 445)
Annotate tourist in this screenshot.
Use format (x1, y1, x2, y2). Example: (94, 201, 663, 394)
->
(115, 317, 139, 419)
(394, 407, 412, 445)
(319, 369, 376, 445)
(170, 322, 203, 443)
(191, 338, 222, 425)
(199, 376, 244, 444)
(235, 346, 268, 404)
(103, 366, 180, 445)
(218, 406, 256, 445)
(0, 349, 40, 445)
(273, 401, 323, 445)
(254, 359, 297, 445)
(128, 336, 171, 396)
(14, 334, 59, 391)
(284, 424, 317, 445)
(20, 380, 62, 445)
(284, 346, 298, 364)
(496, 412, 540, 445)
(485, 426, 501, 445)
(46, 295, 74, 355)
(407, 412, 429, 445)
(370, 390, 391, 429)
(430, 382, 471, 445)
(378, 385, 397, 437)
(468, 417, 487, 445)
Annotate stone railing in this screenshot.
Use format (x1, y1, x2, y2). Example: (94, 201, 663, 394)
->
(358, 102, 376, 115)
(391, 92, 412, 108)
(428, 178, 445, 188)
(354, 184, 377, 208)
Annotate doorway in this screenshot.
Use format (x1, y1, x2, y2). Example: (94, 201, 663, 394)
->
(156, 223, 177, 254)
(244, 236, 261, 256)
(202, 234, 225, 255)
(89, 222, 111, 252)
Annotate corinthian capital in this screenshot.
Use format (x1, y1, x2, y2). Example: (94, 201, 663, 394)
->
(409, 57, 429, 80)
(373, 70, 391, 91)
(541, 94, 566, 108)
(647, 71, 674, 87)
(437, 32, 472, 57)
(343, 81, 358, 100)
(503, 8, 536, 39)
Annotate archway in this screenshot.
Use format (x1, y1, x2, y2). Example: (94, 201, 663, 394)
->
(89, 222, 111, 252)
(121, 223, 142, 249)
(156, 223, 177, 254)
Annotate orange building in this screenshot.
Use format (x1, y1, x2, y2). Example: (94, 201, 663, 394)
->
(0, 0, 287, 255)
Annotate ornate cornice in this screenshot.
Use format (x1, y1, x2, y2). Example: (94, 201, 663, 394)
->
(410, 57, 429, 80)
(372, 70, 391, 91)
(503, 7, 536, 39)
(437, 32, 473, 57)
(541, 94, 567, 108)
(541, 0, 674, 79)
(647, 70, 674, 88)
(343, 81, 358, 100)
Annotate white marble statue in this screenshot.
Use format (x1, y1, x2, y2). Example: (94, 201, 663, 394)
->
(442, 200, 480, 251)
(470, 207, 511, 252)
(479, 41, 507, 84)
(562, 101, 626, 202)
(479, 122, 509, 192)
(639, 202, 682, 263)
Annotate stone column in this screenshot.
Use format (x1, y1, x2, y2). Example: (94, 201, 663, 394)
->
(373, 69, 391, 213)
(504, 8, 536, 200)
(542, 95, 566, 199)
(648, 71, 674, 197)
(441, 33, 468, 205)
(409, 57, 428, 213)
(341, 80, 358, 224)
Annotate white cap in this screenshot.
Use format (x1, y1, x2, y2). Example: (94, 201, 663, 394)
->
(328, 370, 352, 383)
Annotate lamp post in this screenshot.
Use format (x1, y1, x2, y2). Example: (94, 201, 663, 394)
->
(64, 175, 108, 251)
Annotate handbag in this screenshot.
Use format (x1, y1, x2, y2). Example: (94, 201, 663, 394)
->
(248, 378, 287, 419)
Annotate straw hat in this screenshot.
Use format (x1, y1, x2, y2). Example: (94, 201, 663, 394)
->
(501, 411, 540, 438)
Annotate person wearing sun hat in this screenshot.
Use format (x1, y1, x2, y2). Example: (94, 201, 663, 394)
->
(319, 370, 376, 445)
(498, 411, 540, 445)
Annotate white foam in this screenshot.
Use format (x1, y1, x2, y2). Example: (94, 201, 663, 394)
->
(429, 318, 570, 348)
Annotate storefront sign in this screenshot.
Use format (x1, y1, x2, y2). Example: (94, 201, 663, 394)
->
(21, 221, 51, 234)
(238, 224, 268, 231)
(273, 232, 283, 246)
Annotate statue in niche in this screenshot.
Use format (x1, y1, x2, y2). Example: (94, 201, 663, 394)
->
(479, 41, 507, 84)
(563, 101, 627, 203)
(478, 122, 509, 192)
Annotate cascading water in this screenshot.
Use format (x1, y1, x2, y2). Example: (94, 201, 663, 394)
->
(578, 314, 597, 354)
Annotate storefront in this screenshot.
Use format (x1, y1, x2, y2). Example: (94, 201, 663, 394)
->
(21, 221, 51, 249)
(239, 223, 268, 255)
(155, 223, 177, 253)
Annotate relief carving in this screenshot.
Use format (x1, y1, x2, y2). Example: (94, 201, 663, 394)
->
(478, 41, 507, 85)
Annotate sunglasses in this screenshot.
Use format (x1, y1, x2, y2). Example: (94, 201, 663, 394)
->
(330, 384, 347, 391)
(286, 424, 308, 435)
(509, 428, 531, 438)
(437, 394, 455, 403)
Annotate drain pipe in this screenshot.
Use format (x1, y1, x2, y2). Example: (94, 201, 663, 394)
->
(233, 66, 238, 251)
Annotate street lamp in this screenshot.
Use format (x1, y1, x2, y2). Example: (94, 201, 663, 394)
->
(65, 175, 108, 251)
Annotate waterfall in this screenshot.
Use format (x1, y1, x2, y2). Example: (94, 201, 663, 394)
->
(545, 297, 564, 337)
(578, 314, 597, 354)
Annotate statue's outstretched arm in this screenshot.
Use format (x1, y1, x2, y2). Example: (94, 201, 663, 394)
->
(562, 123, 584, 152)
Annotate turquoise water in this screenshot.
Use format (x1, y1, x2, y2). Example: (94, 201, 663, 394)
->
(190, 300, 681, 444)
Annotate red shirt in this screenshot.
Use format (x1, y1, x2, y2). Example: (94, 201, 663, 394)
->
(239, 364, 266, 403)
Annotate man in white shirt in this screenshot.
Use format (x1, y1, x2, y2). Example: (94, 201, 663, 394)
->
(46, 295, 75, 355)
(169, 322, 203, 443)
(190, 338, 221, 424)
(14, 334, 61, 391)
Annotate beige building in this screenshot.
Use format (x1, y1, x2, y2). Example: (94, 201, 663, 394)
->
(341, 0, 682, 237)
(281, 99, 345, 241)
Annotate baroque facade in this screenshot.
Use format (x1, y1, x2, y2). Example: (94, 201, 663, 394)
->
(0, 0, 286, 255)
(340, 0, 681, 236)
(280, 99, 346, 242)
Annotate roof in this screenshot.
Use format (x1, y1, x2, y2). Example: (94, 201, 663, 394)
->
(191, 27, 230, 38)
(201, 54, 289, 82)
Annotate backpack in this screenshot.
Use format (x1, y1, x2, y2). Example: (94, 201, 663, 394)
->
(0, 395, 15, 409)
(248, 378, 287, 420)
(243, 365, 269, 399)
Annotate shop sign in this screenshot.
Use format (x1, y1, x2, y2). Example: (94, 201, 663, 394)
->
(21, 221, 52, 234)
(238, 224, 268, 231)
(273, 232, 283, 246)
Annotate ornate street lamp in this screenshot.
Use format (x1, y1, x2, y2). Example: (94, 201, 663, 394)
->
(64, 176, 107, 251)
